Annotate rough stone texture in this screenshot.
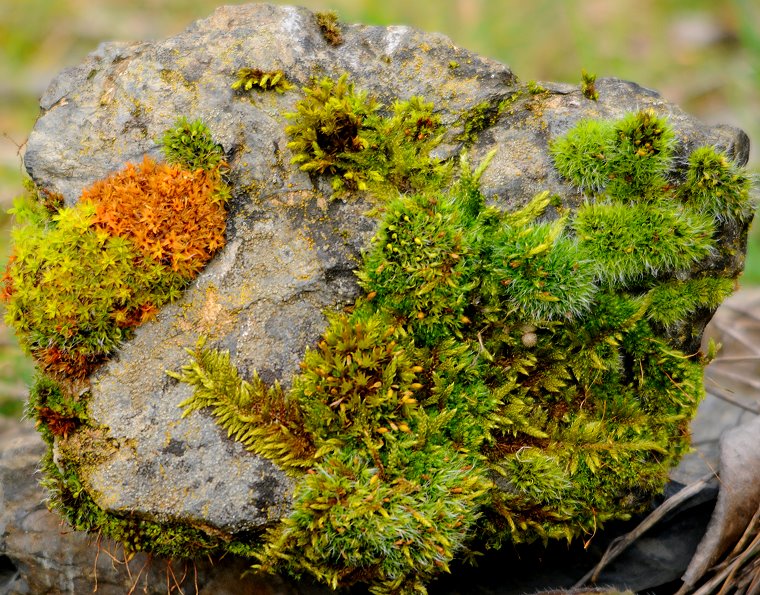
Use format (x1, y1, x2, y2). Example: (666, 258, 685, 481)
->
(0, 418, 333, 595)
(21, 3, 751, 541)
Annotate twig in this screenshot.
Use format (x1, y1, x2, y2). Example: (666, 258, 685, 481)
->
(573, 472, 716, 588)
(690, 530, 760, 595)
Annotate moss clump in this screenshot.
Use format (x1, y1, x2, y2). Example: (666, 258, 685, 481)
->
(285, 75, 447, 196)
(315, 10, 343, 46)
(171, 97, 754, 593)
(574, 202, 715, 284)
(551, 109, 677, 200)
(231, 68, 294, 94)
(161, 117, 226, 172)
(581, 69, 599, 100)
(81, 157, 228, 279)
(13, 67, 752, 594)
(678, 146, 754, 223)
(1, 118, 227, 378)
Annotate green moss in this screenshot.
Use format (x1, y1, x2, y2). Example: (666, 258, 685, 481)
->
(574, 202, 715, 284)
(678, 146, 754, 223)
(231, 68, 294, 94)
(255, 447, 487, 594)
(646, 276, 736, 328)
(171, 100, 749, 590)
(526, 80, 548, 95)
(605, 110, 676, 199)
(581, 68, 599, 101)
(285, 75, 447, 196)
(15, 71, 752, 594)
(168, 338, 315, 474)
(161, 117, 226, 171)
(2, 194, 186, 377)
(456, 100, 502, 145)
(2, 118, 228, 378)
(551, 109, 676, 200)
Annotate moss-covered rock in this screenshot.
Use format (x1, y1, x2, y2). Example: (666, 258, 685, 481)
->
(9, 3, 755, 594)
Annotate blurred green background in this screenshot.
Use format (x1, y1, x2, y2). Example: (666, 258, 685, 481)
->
(1, 0, 758, 413)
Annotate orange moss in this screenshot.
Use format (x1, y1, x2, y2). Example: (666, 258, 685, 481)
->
(81, 157, 227, 279)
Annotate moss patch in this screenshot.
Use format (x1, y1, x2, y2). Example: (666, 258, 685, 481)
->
(170, 84, 754, 593)
(7, 69, 754, 594)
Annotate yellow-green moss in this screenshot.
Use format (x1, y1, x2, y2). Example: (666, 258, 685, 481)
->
(11, 70, 754, 595)
(170, 90, 754, 593)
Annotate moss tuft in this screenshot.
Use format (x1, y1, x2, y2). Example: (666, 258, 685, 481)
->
(678, 146, 754, 223)
(161, 117, 226, 171)
(81, 156, 227, 279)
(286, 75, 447, 196)
(231, 68, 294, 94)
(581, 69, 599, 101)
(315, 11, 343, 46)
(551, 108, 676, 200)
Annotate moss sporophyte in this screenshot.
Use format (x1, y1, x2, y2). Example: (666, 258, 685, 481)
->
(4, 69, 754, 595)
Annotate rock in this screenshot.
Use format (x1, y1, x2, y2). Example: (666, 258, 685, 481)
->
(0, 418, 334, 594)
(14, 3, 754, 593)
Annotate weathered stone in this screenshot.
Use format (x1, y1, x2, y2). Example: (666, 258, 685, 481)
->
(0, 418, 335, 594)
(18, 0, 752, 583)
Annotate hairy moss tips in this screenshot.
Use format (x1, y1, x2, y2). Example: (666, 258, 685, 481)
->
(551, 119, 612, 194)
(357, 193, 474, 342)
(314, 10, 343, 46)
(574, 202, 715, 284)
(605, 110, 676, 199)
(646, 276, 736, 328)
(551, 109, 675, 200)
(486, 197, 598, 321)
(231, 68, 294, 94)
(679, 146, 754, 223)
(161, 117, 226, 171)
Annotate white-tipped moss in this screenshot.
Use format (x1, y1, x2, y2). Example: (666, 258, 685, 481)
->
(679, 146, 754, 223)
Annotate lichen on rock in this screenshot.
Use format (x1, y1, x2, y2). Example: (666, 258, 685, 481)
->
(5, 3, 755, 595)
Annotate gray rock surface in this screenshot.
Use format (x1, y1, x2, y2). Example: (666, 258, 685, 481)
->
(20, 2, 751, 543)
(0, 418, 332, 595)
